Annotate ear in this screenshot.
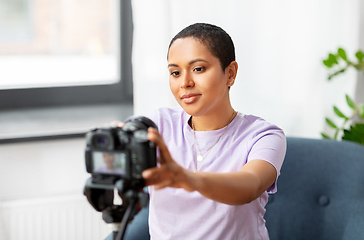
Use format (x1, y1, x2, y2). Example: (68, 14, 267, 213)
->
(226, 61, 238, 87)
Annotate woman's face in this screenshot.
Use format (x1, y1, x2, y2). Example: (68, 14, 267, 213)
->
(168, 37, 231, 117)
(103, 153, 115, 169)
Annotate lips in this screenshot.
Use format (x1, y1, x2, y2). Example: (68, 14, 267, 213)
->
(181, 93, 201, 104)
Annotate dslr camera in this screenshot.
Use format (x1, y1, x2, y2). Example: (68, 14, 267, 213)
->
(83, 116, 157, 239)
(85, 116, 157, 188)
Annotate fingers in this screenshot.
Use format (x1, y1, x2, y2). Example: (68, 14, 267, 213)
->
(147, 127, 173, 164)
(147, 127, 162, 144)
(142, 164, 196, 192)
(142, 166, 168, 187)
(142, 165, 178, 189)
(154, 181, 172, 190)
(144, 128, 195, 191)
(110, 121, 124, 127)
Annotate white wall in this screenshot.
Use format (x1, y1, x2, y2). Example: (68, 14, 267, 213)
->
(0, 139, 111, 240)
(132, 0, 361, 138)
(0, 138, 88, 197)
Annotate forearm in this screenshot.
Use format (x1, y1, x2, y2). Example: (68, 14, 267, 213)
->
(190, 170, 262, 206)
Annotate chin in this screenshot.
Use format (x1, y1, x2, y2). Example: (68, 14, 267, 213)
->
(181, 106, 203, 117)
(177, 99, 207, 117)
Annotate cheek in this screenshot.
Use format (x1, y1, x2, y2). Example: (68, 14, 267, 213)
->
(197, 73, 224, 90)
(169, 79, 179, 96)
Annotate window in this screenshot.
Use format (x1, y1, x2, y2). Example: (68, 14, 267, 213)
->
(0, 0, 31, 42)
(0, 0, 133, 109)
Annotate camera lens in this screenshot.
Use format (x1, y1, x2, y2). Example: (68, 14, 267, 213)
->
(124, 116, 158, 132)
(134, 130, 148, 142)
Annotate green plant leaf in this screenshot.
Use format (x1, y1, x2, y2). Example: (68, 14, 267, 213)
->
(346, 94, 356, 110)
(359, 104, 364, 119)
(333, 106, 348, 119)
(328, 53, 338, 65)
(342, 123, 364, 145)
(325, 118, 338, 129)
(321, 133, 331, 139)
(338, 48, 347, 61)
(356, 50, 364, 63)
(323, 59, 333, 68)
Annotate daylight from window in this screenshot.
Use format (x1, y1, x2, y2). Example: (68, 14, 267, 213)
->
(0, 0, 119, 89)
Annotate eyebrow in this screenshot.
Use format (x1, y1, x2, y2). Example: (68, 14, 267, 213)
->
(168, 58, 209, 68)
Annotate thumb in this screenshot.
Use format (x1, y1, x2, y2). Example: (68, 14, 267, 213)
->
(148, 127, 173, 164)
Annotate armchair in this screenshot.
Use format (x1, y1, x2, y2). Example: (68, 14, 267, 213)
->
(265, 137, 364, 240)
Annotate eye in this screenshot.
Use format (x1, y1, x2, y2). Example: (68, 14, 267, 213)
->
(193, 66, 205, 72)
(170, 71, 180, 77)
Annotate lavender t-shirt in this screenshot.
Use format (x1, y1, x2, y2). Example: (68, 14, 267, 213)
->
(148, 107, 286, 240)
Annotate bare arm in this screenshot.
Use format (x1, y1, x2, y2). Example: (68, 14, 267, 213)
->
(142, 127, 277, 205)
(190, 160, 276, 205)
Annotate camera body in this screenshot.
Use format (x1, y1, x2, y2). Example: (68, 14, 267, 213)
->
(85, 116, 157, 187)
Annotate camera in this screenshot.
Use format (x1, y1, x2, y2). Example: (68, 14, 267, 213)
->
(85, 116, 157, 188)
(84, 116, 157, 238)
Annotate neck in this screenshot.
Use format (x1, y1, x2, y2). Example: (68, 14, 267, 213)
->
(191, 107, 236, 131)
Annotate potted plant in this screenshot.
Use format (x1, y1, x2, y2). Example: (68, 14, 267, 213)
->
(321, 48, 364, 145)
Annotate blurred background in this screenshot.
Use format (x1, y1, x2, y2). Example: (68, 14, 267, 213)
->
(0, 0, 363, 239)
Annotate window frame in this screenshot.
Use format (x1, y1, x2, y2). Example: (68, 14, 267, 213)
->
(0, 0, 133, 110)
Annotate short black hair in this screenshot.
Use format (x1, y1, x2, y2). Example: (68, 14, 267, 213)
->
(168, 23, 236, 71)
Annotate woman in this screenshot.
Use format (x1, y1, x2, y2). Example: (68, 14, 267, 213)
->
(121, 23, 286, 239)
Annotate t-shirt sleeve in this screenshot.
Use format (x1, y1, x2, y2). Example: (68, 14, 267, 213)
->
(247, 125, 286, 194)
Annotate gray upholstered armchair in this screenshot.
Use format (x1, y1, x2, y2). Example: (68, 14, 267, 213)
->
(265, 137, 364, 240)
(108, 137, 364, 240)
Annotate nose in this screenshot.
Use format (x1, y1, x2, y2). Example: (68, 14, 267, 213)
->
(181, 72, 195, 89)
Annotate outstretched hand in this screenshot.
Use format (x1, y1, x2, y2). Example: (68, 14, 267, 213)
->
(142, 127, 197, 192)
